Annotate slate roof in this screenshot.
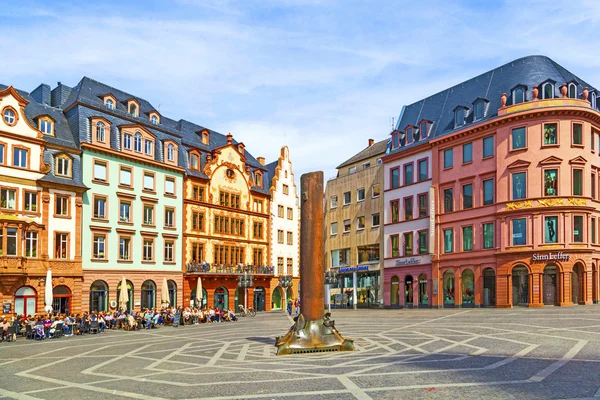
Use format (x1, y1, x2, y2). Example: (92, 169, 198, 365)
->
(337, 139, 389, 169)
(390, 55, 599, 155)
(265, 160, 278, 191)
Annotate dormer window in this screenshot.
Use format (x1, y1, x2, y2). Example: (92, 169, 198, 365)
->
(255, 172, 262, 187)
(134, 132, 142, 152)
(454, 107, 466, 127)
(144, 139, 153, 156)
(201, 130, 209, 145)
(96, 122, 105, 142)
(392, 131, 400, 149)
(190, 152, 200, 170)
(592, 93, 597, 109)
(568, 83, 577, 99)
(474, 101, 484, 121)
(129, 103, 137, 117)
(542, 82, 554, 99)
(238, 144, 244, 154)
(406, 126, 413, 144)
(149, 112, 160, 125)
(105, 99, 114, 110)
(39, 117, 54, 135)
(55, 154, 72, 178)
(167, 143, 175, 161)
(419, 121, 428, 140)
(512, 87, 525, 104)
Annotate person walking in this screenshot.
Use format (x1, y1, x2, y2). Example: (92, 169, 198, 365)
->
(294, 298, 300, 316)
(287, 300, 293, 316)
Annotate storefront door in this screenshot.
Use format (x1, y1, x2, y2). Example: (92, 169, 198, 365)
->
(543, 265, 557, 305)
(253, 286, 265, 311)
(512, 266, 529, 306)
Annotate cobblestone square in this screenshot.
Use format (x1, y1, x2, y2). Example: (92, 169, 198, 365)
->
(2, 308, 600, 399)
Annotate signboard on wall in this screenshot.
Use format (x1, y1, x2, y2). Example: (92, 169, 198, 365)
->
(395, 257, 423, 266)
(339, 265, 369, 273)
(429, 186, 435, 255)
(3, 301, 10, 314)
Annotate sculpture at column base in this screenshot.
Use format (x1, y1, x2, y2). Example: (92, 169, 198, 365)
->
(275, 313, 354, 355)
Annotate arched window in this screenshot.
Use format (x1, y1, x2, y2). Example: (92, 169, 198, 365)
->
(53, 285, 71, 314)
(167, 280, 177, 307)
(167, 143, 175, 161)
(129, 103, 137, 117)
(255, 172, 262, 187)
(474, 101, 484, 120)
(15, 286, 37, 316)
(117, 280, 134, 312)
(55, 155, 71, 177)
(513, 88, 525, 104)
(90, 280, 108, 313)
(568, 83, 577, 99)
(542, 83, 554, 99)
(151, 115, 158, 125)
(105, 99, 114, 110)
(96, 122, 105, 143)
(190, 153, 199, 169)
(141, 280, 156, 310)
(134, 132, 142, 152)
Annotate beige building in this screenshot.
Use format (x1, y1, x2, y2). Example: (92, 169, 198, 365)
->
(324, 138, 387, 308)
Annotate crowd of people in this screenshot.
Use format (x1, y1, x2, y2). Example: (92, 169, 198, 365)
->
(0, 305, 239, 342)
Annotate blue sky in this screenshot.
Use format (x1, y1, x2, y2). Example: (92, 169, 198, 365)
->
(1, 0, 600, 180)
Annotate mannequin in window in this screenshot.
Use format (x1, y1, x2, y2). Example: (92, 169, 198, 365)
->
(515, 176, 523, 199)
(547, 219, 556, 242)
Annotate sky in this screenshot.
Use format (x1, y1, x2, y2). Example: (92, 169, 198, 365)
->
(1, 0, 600, 181)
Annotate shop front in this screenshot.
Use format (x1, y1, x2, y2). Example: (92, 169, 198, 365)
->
(329, 264, 381, 308)
(383, 255, 432, 308)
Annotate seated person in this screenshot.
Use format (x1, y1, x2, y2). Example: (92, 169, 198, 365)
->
(0, 318, 10, 341)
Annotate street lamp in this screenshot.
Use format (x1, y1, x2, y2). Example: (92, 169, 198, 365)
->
(238, 272, 254, 312)
(278, 275, 293, 313)
(324, 270, 338, 313)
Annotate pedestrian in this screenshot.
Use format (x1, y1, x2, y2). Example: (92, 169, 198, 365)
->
(287, 300, 293, 316)
(294, 298, 300, 316)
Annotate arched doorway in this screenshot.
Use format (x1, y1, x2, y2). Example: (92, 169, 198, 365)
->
(462, 269, 475, 306)
(167, 280, 177, 308)
(141, 280, 156, 310)
(572, 263, 584, 304)
(404, 275, 414, 307)
(593, 263, 599, 304)
(235, 286, 244, 310)
(512, 265, 529, 306)
(418, 274, 428, 306)
(214, 287, 228, 309)
(543, 265, 558, 306)
(52, 285, 71, 314)
(272, 287, 283, 310)
(117, 280, 134, 312)
(390, 276, 399, 306)
(483, 268, 496, 307)
(190, 288, 208, 308)
(14, 286, 37, 316)
(254, 286, 266, 311)
(90, 280, 108, 313)
(443, 270, 455, 307)
(286, 287, 293, 301)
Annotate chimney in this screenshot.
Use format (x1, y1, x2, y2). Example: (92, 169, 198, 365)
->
(51, 81, 72, 108)
(257, 157, 265, 166)
(31, 84, 51, 106)
(227, 133, 233, 144)
(368, 138, 374, 147)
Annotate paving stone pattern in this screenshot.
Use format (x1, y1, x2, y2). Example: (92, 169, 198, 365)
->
(2, 307, 600, 399)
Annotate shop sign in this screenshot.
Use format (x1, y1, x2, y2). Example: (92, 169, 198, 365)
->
(3, 301, 10, 314)
(429, 186, 435, 254)
(531, 252, 571, 262)
(395, 257, 422, 266)
(339, 265, 369, 273)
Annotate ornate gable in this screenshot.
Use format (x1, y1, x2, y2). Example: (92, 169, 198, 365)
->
(569, 156, 587, 165)
(507, 159, 531, 170)
(539, 155, 563, 166)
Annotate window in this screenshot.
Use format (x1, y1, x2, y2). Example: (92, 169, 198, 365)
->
(96, 122, 105, 142)
(513, 87, 525, 104)
(0, 143, 4, 164)
(593, 218, 597, 244)
(164, 208, 175, 228)
(167, 143, 175, 161)
(455, 109, 465, 126)
(404, 164, 413, 185)
(201, 131, 209, 145)
(573, 123, 583, 145)
(404, 197, 413, 220)
(56, 156, 70, 177)
(164, 241, 174, 262)
(13, 148, 27, 168)
(165, 178, 175, 195)
(283, 184, 289, 195)
(357, 216, 365, 230)
(462, 226, 473, 251)
(3, 108, 16, 125)
(191, 243, 204, 263)
(190, 153, 199, 169)
(339, 248, 350, 266)
(119, 167, 131, 186)
(462, 143, 473, 164)
(462, 184, 473, 209)
(144, 139, 153, 156)
(192, 185, 205, 201)
(362, 162, 370, 170)
(357, 244, 379, 263)
(418, 159, 427, 181)
(143, 173, 155, 191)
(105, 99, 114, 109)
(143, 239, 154, 261)
(40, 119, 53, 135)
(568, 83, 577, 99)
(55, 233, 68, 259)
(542, 83, 554, 99)
(372, 184, 381, 198)
(0, 188, 16, 209)
(483, 136, 494, 158)
(593, 93, 598, 109)
(443, 188, 453, 213)
(93, 234, 106, 259)
(420, 121, 428, 139)
(151, 115, 158, 125)
(391, 235, 399, 257)
(574, 216, 584, 242)
(483, 223, 494, 249)
(418, 193, 427, 217)
(287, 231, 293, 244)
(134, 132, 142, 152)
(418, 231, 427, 254)
(254, 172, 262, 187)
(357, 188, 365, 202)
(573, 169, 583, 196)
(25, 232, 38, 258)
(474, 101, 484, 120)
(391, 200, 399, 222)
(343, 219, 351, 233)
(544, 216, 558, 243)
(483, 179, 494, 205)
(287, 207, 293, 220)
(372, 213, 380, 227)
(143, 204, 154, 225)
(119, 237, 131, 260)
(6, 228, 16, 255)
(593, 173, 596, 200)
(512, 172, 526, 200)
(512, 127, 526, 149)
(55, 195, 69, 216)
(512, 218, 526, 246)
(391, 168, 399, 188)
(278, 205, 284, 218)
(123, 133, 132, 150)
(404, 232, 413, 256)
(443, 229, 453, 253)
(331, 196, 338, 208)
(443, 149, 453, 168)
(343, 191, 351, 205)
(129, 103, 137, 117)
(24, 191, 37, 212)
(93, 161, 107, 182)
(93, 196, 106, 219)
(253, 248, 263, 266)
(543, 123, 558, 145)
(191, 212, 204, 231)
(277, 230, 284, 244)
(544, 169, 558, 196)
(219, 191, 240, 208)
(119, 201, 131, 223)
(331, 222, 338, 235)
(349, 166, 356, 174)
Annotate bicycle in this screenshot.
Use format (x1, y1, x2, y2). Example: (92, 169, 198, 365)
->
(237, 305, 256, 317)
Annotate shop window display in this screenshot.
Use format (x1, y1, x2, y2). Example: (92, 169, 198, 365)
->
(544, 169, 558, 196)
(443, 270, 454, 305)
(462, 269, 474, 305)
